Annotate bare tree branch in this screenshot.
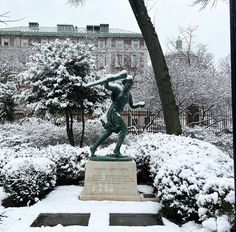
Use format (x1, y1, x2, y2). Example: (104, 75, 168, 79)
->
(192, 0, 217, 9)
(191, 0, 228, 10)
(0, 11, 24, 25)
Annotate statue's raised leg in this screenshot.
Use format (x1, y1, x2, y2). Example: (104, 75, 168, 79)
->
(113, 126, 128, 156)
(90, 130, 112, 156)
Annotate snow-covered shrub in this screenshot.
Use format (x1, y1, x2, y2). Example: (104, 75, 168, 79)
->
(0, 149, 11, 185)
(99, 133, 234, 229)
(0, 147, 39, 186)
(0, 144, 89, 187)
(0, 117, 67, 148)
(1, 157, 56, 206)
(184, 126, 233, 157)
(43, 145, 89, 184)
(143, 134, 234, 227)
(0, 117, 116, 149)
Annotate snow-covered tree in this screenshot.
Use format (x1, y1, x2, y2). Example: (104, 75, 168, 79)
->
(219, 54, 231, 76)
(20, 39, 107, 146)
(0, 63, 17, 123)
(166, 27, 231, 127)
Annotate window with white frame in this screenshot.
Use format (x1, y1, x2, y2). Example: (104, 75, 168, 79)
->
(97, 54, 106, 68)
(21, 39, 29, 47)
(115, 54, 124, 67)
(132, 40, 140, 49)
(131, 54, 140, 67)
(98, 40, 106, 49)
(2, 38, 10, 46)
(115, 39, 124, 49)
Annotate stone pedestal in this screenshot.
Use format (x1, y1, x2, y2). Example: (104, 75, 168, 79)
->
(80, 160, 141, 201)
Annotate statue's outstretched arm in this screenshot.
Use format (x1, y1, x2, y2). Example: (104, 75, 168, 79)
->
(128, 94, 145, 109)
(104, 82, 122, 93)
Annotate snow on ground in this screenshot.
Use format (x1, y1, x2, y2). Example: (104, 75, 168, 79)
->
(0, 185, 206, 232)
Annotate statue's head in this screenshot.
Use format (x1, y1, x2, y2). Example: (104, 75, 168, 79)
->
(122, 76, 134, 91)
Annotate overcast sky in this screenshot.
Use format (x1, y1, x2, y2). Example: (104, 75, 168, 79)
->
(0, 0, 230, 63)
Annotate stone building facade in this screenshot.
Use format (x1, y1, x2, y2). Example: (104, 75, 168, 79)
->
(0, 22, 149, 75)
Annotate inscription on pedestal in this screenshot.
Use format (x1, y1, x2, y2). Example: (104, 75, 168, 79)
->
(80, 160, 141, 201)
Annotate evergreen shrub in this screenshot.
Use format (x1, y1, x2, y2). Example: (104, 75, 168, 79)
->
(1, 157, 56, 206)
(43, 145, 89, 185)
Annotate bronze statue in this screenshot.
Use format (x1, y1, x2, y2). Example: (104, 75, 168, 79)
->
(86, 70, 145, 158)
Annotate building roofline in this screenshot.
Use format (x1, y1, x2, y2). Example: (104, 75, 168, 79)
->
(0, 26, 143, 38)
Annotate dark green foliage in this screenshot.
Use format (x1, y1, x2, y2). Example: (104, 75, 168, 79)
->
(134, 151, 153, 185)
(0, 63, 17, 123)
(2, 158, 57, 207)
(53, 149, 89, 185)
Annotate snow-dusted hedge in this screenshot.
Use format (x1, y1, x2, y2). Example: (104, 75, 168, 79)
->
(43, 145, 89, 184)
(0, 117, 112, 148)
(183, 126, 233, 157)
(117, 134, 234, 230)
(0, 145, 89, 187)
(1, 157, 56, 206)
(0, 147, 41, 186)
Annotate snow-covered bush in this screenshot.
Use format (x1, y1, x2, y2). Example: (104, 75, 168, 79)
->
(0, 117, 67, 148)
(0, 147, 41, 186)
(0, 144, 89, 187)
(104, 133, 234, 229)
(0, 117, 116, 149)
(0, 149, 11, 185)
(1, 157, 56, 206)
(184, 126, 233, 157)
(43, 145, 89, 184)
(140, 134, 234, 227)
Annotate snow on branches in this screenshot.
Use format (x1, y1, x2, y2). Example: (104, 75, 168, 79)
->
(0, 62, 18, 122)
(20, 39, 107, 146)
(20, 39, 105, 113)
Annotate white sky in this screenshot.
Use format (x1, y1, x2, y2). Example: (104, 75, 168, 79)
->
(0, 0, 230, 62)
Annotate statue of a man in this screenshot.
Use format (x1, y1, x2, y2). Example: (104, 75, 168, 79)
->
(90, 71, 145, 157)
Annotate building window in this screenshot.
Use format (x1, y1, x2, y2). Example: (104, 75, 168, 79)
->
(115, 39, 124, 49)
(97, 54, 106, 68)
(131, 54, 140, 67)
(57, 24, 74, 33)
(2, 38, 10, 46)
(14, 37, 21, 47)
(21, 39, 29, 47)
(132, 40, 140, 49)
(115, 54, 124, 67)
(98, 40, 106, 49)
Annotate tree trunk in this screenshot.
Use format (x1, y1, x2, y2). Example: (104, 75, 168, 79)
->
(66, 108, 75, 146)
(79, 106, 85, 148)
(128, 0, 182, 135)
(186, 104, 200, 127)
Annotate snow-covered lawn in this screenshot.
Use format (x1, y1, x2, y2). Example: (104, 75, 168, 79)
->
(0, 185, 209, 232)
